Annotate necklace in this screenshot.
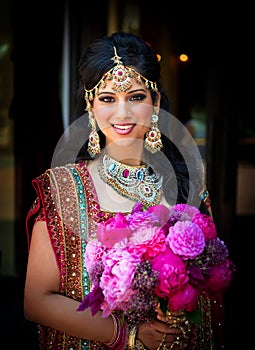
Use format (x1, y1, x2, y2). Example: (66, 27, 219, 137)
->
(98, 153, 163, 208)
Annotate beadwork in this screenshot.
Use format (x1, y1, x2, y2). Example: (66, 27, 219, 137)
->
(98, 153, 163, 208)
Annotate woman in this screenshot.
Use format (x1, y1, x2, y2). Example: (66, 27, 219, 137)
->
(24, 32, 228, 349)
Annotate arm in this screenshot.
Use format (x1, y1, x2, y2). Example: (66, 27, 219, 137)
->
(24, 220, 113, 342)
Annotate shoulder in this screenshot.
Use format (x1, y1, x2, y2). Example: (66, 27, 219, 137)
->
(35, 161, 90, 180)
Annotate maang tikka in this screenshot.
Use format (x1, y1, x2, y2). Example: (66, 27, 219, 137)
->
(84, 46, 159, 157)
(144, 110, 163, 153)
(84, 46, 158, 101)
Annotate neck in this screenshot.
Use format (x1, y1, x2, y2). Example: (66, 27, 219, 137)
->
(104, 141, 145, 166)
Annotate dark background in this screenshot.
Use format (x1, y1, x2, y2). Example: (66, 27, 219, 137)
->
(0, 1, 253, 348)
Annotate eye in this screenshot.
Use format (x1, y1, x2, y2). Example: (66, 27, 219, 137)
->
(129, 94, 147, 102)
(98, 95, 115, 103)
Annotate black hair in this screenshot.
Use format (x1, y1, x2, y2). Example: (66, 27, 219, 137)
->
(76, 31, 169, 116)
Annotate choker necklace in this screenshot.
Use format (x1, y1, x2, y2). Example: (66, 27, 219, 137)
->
(98, 153, 163, 208)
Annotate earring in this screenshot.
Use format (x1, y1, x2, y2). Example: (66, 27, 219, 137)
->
(88, 111, 101, 158)
(144, 113, 163, 153)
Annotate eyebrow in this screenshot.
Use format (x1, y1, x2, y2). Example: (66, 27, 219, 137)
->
(97, 88, 147, 96)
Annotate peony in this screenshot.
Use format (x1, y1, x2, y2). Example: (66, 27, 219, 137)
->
(207, 258, 235, 292)
(85, 238, 107, 274)
(192, 213, 217, 239)
(150, 247, 189, 297)
(78, 202, 235, 325)
(100, 247, 141, 317)
(167, 283, 201, 312)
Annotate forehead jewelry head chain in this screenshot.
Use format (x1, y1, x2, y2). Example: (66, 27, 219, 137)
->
(84, 46, 158, 104)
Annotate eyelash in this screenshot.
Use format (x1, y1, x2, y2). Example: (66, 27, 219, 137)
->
(98, 94, 147, 103)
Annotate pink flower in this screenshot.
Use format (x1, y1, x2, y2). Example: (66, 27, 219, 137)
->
(150, 247, 188, 298)
(97, 213, 132, 248)
(166, 220, 205, 259)
(192, 213, 217, 239)
(100, 247, 141, 317)
(78, 202, 235, 325)
(147, 204, 171, 226)
(170, 204, 200, 222)
(207, 258, 235, 292)
(168, 283, 201, 312)
(128, 226, 166, 259)
(127, 210, 160, 231)
(85, 238, 107, 274)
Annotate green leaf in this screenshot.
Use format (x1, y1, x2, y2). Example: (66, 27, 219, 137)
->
(184, 308, 203, 325)
(159, 298, 168, 315)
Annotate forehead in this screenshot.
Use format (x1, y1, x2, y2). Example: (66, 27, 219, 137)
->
(98, 77, 148, 93)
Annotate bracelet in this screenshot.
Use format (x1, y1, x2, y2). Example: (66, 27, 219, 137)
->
(103, 313, 127, 350)
(127, 325, 138, 350)
(104, 313, 118, 347)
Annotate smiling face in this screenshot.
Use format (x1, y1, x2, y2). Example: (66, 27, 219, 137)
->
(92, 78, 160, 161)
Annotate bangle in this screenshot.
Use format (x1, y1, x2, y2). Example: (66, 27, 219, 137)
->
(127, 325, 138, 350)
(104, 313, 118, 347)
(103, 313, 127, 350)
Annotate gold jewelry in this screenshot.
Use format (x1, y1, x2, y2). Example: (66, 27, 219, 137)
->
(156, 334, 166, 350)
(87, 111, 101, 158)
(98, 153, 163, 208)
(127, 325, 138, 350)
(84, 46, 158, 102)
(135, 339, 147, 349)
(144, 113, 163, 154)
(170, 338, 182, 350)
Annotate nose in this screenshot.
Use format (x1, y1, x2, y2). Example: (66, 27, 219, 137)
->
(116, 101, 131, 119)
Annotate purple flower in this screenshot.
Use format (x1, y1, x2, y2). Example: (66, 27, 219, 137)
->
(168, 203, 200, 225)
(77, 285, 104, 316)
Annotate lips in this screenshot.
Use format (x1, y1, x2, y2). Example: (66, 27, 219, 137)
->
(112, 124, 135, 135)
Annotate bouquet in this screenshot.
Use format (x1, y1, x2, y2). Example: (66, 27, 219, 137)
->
(78, 202, 235, 325)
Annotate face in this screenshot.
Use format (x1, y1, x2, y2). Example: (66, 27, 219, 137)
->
(92, 78, 160, 149)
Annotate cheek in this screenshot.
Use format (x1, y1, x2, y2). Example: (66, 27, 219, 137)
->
(93, 109, 109, 130)
(134, 107, 152, 129)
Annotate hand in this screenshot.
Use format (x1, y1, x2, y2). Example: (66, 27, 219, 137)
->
(137, 318, 183, 350)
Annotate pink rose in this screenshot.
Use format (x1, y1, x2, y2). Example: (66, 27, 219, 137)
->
(192, 213, 217, 239)
(207, 258, 235, 292)
(168, 283, 201, 312)
(97, 213, 132, 248)
(150, 247, 188, 298)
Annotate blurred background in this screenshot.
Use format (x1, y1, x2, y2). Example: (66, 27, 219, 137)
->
(0, 0, 254, 348)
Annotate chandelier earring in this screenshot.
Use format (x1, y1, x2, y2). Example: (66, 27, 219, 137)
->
(87, 111, 101, 158)
(144, 111, 163, 153)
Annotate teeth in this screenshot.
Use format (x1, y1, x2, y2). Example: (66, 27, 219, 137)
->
(114, 125, 133, 130)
